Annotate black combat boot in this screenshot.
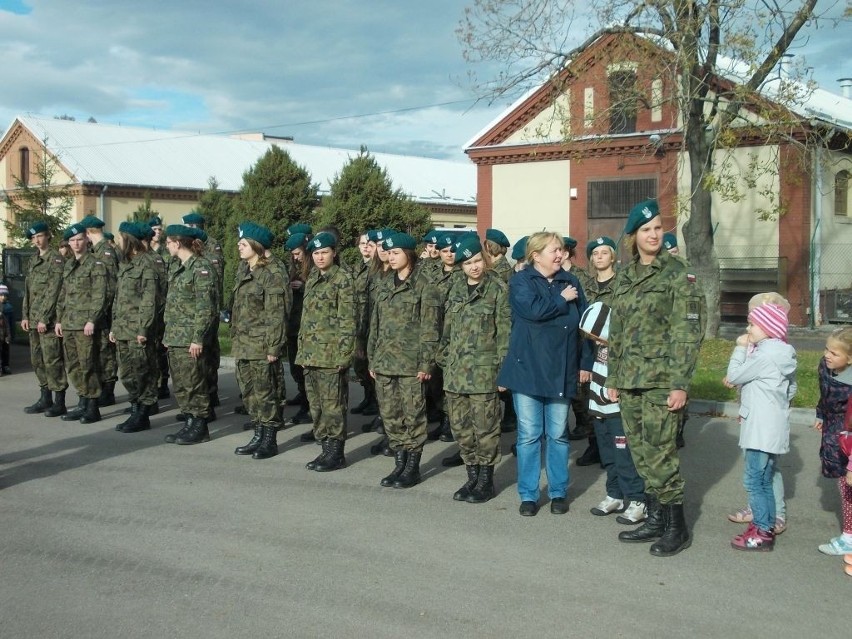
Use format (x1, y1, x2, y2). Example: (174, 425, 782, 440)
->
(235, 423, 264, 455)
(44, 390, 67, 418)
(61, 396, 87, 421)
(370, 435, 390, 455)
(619, 496, 665, 543)
(650, 503, 691, 557)
(438, 414, 454, 442)
(164, 418, 193, 444)
(441, 450, 464, 467)
(453, 465, 480, 501)
(80, 397, 102, 424)
(116, 402, 139, 431)
(97, 382, 116, 407)
(251, 425, 278, 459)
(25, 387, 53, 414)
(351, 393, 370, 414)
(373, 415, 385, 434)
(576, 437, 601, 466)
(306, 439, 330, 470)
(122, 404, 151, 433)
(393, 450, 422, 489)
(381, 450, 408, 487)
(315, 439, 346, 472)
(466, 465, 495, 503)
(175, 416, 210, 445)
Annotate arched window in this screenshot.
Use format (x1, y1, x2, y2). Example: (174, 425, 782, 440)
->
(836, 170, 850, 216)
(19, 147, 30, 185)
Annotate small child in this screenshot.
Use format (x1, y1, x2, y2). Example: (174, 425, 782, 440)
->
(814, 327, 852, 558)
(579, 302, 647, 525)
(725, 303, 797, 551)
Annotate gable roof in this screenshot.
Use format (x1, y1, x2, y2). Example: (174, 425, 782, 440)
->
(2, 115, 476, 205)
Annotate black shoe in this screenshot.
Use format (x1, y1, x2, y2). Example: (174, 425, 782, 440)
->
(121, 404, 151, 433)
(519, 501, 539, 517)
(306, 440, 330, 470)
(438, 414, 454, 442)
(287, 406, 311, 426)
(176, 413, 187, 422)
(251, 426, 278, 459)
(550, 497, 569, 514)
(370, 436, 389, 456)
(175, 416, 210, 445)
(164, 420, 192, 444)
(116, 403, 140, 431)
(235, 424, 264, 455)
(25, 387, 53, 414)
(393, 451, 422, 489)
(380, 450, 408, 487)
(373, 415, 384, 435)
(619, 497, 665, 543)
(44, 391, 67, 418)
(79, 397, 102, 424)
(649, 504, 691, 557)
(61, 397, 86, 421)
(361, 398, 379, 416)
(300, 429, 316, 443)
(315, 439, 346, 472)
(453, 465, 479, 501)
(441, 450, 464, 467)
(576, 438, 601, 466)
(466, 465, 495, 503)
(97, 382, 116, 408)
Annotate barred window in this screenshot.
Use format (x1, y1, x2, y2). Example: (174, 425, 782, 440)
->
(836, 170, 849, 216)
(588, 178, 657, 218)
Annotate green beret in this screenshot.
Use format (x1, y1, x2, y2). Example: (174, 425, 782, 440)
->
(422, 229, 439, 244)
(148, 215, 163, 227)
(511, 236, 529, 261)
(436, 232, 457, 250)
(563, 236, 577, 249)
(78, 215, 105, 229)
(65, 224, 86, 240)
(371, 228, 394, 243)
(453, 234, 483, 263)
(663, 232, 678, 250)
(25, 221, 49, 238)
(239, 222, 274, 249)
(195, 228, 208, 243)
(485, 228, 510, 247)
(586, 236, 617, 259)
(308, 231, 337, 251)
(165, 224, 194, 238)
(285, 232, 307, 250)
(624, 199, 659, 235)
(287, 223, 313, 237)
(382, 232, 416, 251)
(182, 211, 205, 225)
(103, 231, 114, 241)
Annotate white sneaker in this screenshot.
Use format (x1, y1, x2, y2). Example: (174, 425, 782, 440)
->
(616, 501, 647, 524)
(590, 496, 624, 516)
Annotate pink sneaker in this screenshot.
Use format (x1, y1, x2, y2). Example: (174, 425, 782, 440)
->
(731, 524, 774, 551)
(727, 507, 753, 524)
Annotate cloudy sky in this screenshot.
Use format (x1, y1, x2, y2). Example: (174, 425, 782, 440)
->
(0, 0, 849, 160)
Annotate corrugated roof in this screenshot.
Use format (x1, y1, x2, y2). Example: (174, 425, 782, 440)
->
(6, 115, 476, 205)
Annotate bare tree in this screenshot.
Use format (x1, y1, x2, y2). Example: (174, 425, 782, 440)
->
(459, 0, 842, 335)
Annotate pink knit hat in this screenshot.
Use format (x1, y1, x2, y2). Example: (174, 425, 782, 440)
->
(748, 302, 788, 341)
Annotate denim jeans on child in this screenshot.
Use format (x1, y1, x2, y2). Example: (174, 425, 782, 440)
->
(743, 448, 777, 532)
(513, 392, 570, 502)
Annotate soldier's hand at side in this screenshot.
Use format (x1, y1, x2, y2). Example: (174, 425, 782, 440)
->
(136, 335, 147, 345)
(667, 390, 687, 411)
(21, 319, 29, 331)
(497, 386, 507, 393)
(416, 371, 431, 382)
(188, 342, 203, 359)
(109, 332, 116, 344)
(55, 323, 63, 337)
(369, 370, 376, 380)
(607, 388, 619, 402)
(267, 355, 278, 363)
(83, 321, 95, 336)
(37, 321, 47, 333)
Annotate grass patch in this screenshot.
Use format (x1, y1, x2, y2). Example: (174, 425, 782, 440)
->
(218, 334, 231, 357)
(692, 338, 820, 408)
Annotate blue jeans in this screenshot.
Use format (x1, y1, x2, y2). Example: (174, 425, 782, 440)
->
(743, 449, 777, 532)
(513, 392, 570, 502)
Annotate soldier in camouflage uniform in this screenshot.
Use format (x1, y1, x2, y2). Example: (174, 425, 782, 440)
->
(76, 215, 119, 407)
(296, 231, 355, 471)
(285, 231, 312, 427)
(418, 229, 442, 282)
(436, 235, 510, 503)
(183, 211, 224, 409)
(148, 215, 172, 398)
(231, 223, 288, 460)
(609, 199, 705, 557)
(55, 224, 108, 424)
(162, 225, 218, 445)
(350, 231, 379, 417)
(111, 222, 160, 433)
(484, 228, 513, 284)
(21, 222, 68, 416)
(369, 232, 442, 489)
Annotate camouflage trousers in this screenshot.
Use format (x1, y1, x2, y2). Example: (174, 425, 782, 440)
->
(236, 359, 280, 427)
(287, 335, 306, 397)
(64, 331, 101, 399)
(116, 340, 157, 406)
(28, 329, 67, 392)
(96, 327, 118, 384)
(304, 366, 348, 441)
(446, 391, 502, 467)
(272, 359, 286, 406)
(374, 373, 427, 453)
(154, 318, 169, 387)
(619, 388, 685, 505)
(203, 318, 220, 397)
(168, 347, 211, 419)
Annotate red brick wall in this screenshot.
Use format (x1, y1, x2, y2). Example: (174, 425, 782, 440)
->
(475, 164, 493, 236)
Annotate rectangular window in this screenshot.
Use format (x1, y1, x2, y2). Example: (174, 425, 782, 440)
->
(588, 178, 657, 218)
(20, 147, 30, 185)
(609, 70, 637, 134)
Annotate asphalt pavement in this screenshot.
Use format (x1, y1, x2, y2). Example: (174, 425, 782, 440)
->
(0, 343, 847, 638)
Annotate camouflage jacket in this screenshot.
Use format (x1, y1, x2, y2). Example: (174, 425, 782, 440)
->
(430, 265, 462, 330)
(22, 247, 65, 327)
(91, 239, 119, 304)
(57, 252, 108, 330)
(112, 253, 158, 340)
(295, 264, 355, 369)
(231, 260, 288, 360)
(436, 271, 510, 394)
(204, 236, 225, 307)
(582, 271, 616, 305)
(352, 259, 371, 340)
(608, 250, 706, 392)
(368, 270, 442, 376)
(490, 255, 513, 283)
(163, 254, 217, 347)
(143, 250, 168, 318)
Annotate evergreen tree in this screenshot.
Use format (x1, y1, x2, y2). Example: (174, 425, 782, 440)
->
(130, 191, 158, 222)
(197, 177, 238, 290)
(3, 139, 74, 246)
(316, 149, 432, 264)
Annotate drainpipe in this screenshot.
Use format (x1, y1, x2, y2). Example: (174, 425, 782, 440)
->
(811, 148, 822, 328)
(99, 184, 108, 222)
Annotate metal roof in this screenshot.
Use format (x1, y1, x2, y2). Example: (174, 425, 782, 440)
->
(6, 115, 476, 205)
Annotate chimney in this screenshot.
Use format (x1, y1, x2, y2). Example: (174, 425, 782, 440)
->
(839, 78, 852, 99)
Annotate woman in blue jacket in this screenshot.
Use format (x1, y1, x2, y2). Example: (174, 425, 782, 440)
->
(497, 231, 591, 516)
